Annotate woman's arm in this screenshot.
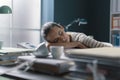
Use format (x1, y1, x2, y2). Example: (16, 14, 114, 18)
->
(47, 42, 88, 49)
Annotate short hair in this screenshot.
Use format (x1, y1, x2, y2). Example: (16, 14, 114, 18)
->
(42, 22, 62, 42)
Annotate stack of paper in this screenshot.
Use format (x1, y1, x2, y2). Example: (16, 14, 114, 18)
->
(65, 47, 120, 60)
(0, 47, 35, 65)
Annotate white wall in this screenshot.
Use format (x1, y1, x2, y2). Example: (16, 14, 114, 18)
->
(0, 0, 41, 47)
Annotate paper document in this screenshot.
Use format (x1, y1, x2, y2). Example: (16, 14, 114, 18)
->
(0, 47, 35, 54)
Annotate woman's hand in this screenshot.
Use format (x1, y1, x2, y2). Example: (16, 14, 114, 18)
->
(76, 42, 88, 48)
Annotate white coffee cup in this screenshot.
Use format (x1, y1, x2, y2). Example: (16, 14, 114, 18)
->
(0, 41, 3, 49)
(50, 46, 64, 59)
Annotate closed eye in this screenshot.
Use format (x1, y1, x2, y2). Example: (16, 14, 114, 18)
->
(53, 31, 62, 43)
(53, 31, 64, 43)
(53, 38, 58, 43)
(58, 31, 63, 35)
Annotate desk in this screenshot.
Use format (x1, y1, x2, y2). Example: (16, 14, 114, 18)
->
(0, 63, 118, 80)
(0, 57, 119, 80)
(0, 48, 120, 80)
(0, 64, 91, 80)
(64, 47, 120, 80)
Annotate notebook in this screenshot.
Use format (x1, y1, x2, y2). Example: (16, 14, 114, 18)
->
(64, 47, 120, 67)
(65, 47, 120, 59)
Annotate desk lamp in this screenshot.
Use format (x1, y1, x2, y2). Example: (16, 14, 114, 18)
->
(65, 18, 87, 31)
(0, 5, 12, 14)
(0, 5, 12, 46)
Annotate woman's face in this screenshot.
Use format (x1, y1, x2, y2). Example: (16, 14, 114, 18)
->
(46, 26, 70, 43)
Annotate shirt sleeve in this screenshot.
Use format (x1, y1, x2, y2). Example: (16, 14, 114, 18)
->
(68, 32, 113, 48)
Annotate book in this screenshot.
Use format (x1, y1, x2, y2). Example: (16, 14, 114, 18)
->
(0, 76, 13, 80)
(0, 47, 35, 65)
(18, 56, 74, 74)
(111, 32, 120, 46)
(0, 47, 35, 54)
(0, 53, 21, 65)
(112, 14, 120, 29)
(112, 16, 119, 29)
(65, 47, 120, 60)
(0, 60, 16, 65)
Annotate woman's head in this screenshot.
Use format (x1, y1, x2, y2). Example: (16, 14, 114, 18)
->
(42, 22, 70, 43)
